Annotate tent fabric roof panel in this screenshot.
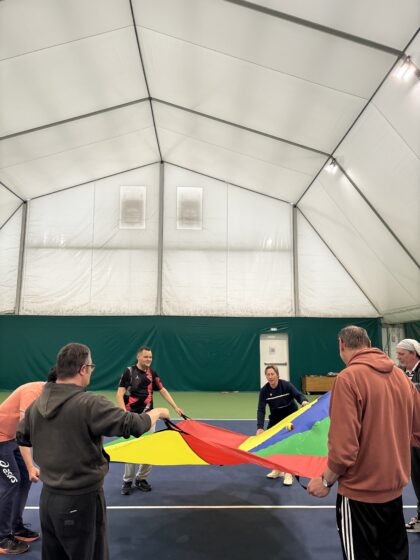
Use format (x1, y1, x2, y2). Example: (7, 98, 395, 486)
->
(0, 102, 152, 170)
(155, 103, 326, 202)
(382, 306, 420, 324)
(371, 33, 420, 159)
(246, 0, 420, 49)
(0, 185, 22, 228)
(0, 103, 158, 200)
(0, 28, 148, 137)
(134, 0, 396, 99)
(335, 104, 420, 263)
(0, 0, 133, 60)
(141, 28, 367, 153)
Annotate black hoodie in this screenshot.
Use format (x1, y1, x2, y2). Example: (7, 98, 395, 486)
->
(17, 382, 151, 494)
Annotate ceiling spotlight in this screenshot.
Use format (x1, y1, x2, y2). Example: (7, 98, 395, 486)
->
(393, 56, 420, 80)
(325, 158, 338, 174)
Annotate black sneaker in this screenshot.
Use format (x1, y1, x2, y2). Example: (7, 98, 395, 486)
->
(135, 479, 152, 492)
(13, 525, 40, 542)
(0, 536, 30, 554)
(121, 481, 132, 495)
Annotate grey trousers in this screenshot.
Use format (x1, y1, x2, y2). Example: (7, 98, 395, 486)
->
(122, 423, 155, 483)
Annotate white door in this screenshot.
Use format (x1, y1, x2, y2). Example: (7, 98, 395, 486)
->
(382, 324, 405, 364)
(259, 333, 289, 387)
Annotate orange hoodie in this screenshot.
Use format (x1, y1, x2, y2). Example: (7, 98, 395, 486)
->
(327, 348, 420, 503)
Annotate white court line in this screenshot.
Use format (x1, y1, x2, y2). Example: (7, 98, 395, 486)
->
(25, 505, 417, 510)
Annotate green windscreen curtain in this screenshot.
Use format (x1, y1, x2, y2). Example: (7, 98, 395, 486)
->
(405, 321, 420, 342)
(0, 316, 381, 391)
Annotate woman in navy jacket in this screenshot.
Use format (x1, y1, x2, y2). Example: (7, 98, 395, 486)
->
(256, 364, 308, 485)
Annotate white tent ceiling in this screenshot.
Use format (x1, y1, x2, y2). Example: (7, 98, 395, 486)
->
(0, 0, 419, 322)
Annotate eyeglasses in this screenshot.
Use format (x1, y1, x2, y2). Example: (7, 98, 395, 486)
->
(83, 363, 96, 371)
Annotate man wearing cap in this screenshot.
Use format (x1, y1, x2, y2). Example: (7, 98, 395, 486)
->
(396, 338, 420, 533)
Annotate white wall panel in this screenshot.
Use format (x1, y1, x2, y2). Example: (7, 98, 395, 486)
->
(162, 165, 293, 315)
(142, 29, 366, 152)
(227, 186, 293, 315)
(0, 28, 148, 136)
(134, 0, 394, 98)
(227, 186, 291, 250)
(89, 249, 157, 315)
(299, 171, 420, 315)
(0, 104, 158, 199)
(227, 251, 292, 316)
(156, 104, 324, 202)
(163, 165, 228, 250)
(26, 185, 95, 248)
(297, 212, 377, 316)
(21, 248, 93, 314)
(90, 165, 159, 314)
(93, 165, 160, 249)
(0, 207, 21, 313)
(163, 249, 228, 315)
(21, 166, 159, 314)
(336, 104, 420, 262)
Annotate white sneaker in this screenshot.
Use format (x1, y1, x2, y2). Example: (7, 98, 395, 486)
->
(266, 470, 284, 479)
(406, 515, 420, 533)
(283, 473, 293, 486)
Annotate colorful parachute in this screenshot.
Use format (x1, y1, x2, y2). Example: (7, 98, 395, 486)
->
(106, 392, 330, 478)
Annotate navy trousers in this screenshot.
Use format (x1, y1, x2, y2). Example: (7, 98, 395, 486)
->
(0, 439, 31, 539)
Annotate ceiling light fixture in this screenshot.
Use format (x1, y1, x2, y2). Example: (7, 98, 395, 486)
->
(325, 158, 338, 174)
(393, 56, 420, 80)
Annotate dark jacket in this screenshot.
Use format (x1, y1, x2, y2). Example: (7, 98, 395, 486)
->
(257, 380, 307, 429)
(17, 382, 151, 494)
(410, 361, 420, 392)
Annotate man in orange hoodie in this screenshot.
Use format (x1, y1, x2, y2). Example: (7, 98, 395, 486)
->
(0, 368, 56, 555)
(308, 325, 420, 560)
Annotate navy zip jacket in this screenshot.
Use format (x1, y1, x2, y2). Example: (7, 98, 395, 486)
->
(257, 380, 306, 429)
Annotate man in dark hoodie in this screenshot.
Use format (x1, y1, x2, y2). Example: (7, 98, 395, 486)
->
(17, 342, 170, 560)
(307, 326, 420, 560)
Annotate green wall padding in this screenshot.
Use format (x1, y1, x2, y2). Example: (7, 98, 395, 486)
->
(405, 321, 420, 342)
(0, 316, 381, 392)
